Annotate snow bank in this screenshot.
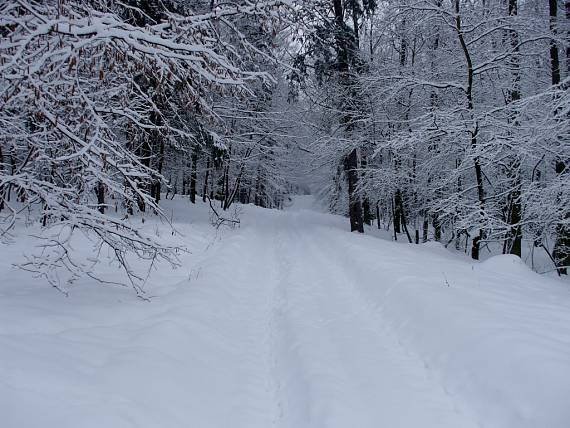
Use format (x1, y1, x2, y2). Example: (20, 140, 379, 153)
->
(334, 235, 570, 428)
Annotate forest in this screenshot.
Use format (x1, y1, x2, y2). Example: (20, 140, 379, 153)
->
(1, 0, 569, 285)
(1, 2, 570, 428)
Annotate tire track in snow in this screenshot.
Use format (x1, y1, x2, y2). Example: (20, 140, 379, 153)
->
(269, 221, 316, 427)
(193, 230, 281, 428)
(308, 226, 482, 427)
(265, 212, 480, 428)
(240, 230, 285, 428)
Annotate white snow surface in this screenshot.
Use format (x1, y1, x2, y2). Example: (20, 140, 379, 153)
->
(1, 196, 570, 428)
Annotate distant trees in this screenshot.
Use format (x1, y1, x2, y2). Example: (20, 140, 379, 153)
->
(290, 0, 377, 232)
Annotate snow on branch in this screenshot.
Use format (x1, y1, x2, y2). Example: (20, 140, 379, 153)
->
(0, 0, 291, 292)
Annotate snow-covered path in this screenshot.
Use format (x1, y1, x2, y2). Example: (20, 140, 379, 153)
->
(265, 214, 478, 428)
(2, 197, 570, 428)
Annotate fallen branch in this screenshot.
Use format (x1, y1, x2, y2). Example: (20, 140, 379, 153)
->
(206, 196, 240, 229)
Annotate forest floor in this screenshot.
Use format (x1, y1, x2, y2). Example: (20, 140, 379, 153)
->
(1, 196, 570, 428)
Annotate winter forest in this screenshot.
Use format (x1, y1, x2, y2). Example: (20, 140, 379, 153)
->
(1, 1, 570, 428)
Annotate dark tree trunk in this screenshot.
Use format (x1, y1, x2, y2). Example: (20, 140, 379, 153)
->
(393, 21, 408, 238)
(361, 155, 372, 226)
(171, 175, 178, 199)
(400, 202, 413, 244)
(239, 187, 249, 204)
(553, 160, 569, 274)
(333, 0, 348, 68)
(550, 0, 561, 86)
(422, 213, 429, 243)
(426, 0, 442, 240)
(6, 148, 16, 203)
(392, 199, 397, 241)
(333, 0, 364, 233)
(346, 149, 364, 233)
(154, 137, 165, 204)
(567, 0, 570, 75)
(0, 145, 4, 212)
(221, 150, 230, 205)
(223, 165, 229, 205)
(376, 201, 381, 229)
(394, 190, 403, 234)
(363, 198, 372, 226)
(472, 236, 481, 261)
(456, 0, 485, 260)
(146, 106, 162, 206)
(506, 0, 522, 258)
(433, 214, 441, 242)
(165, 176, 171, 200)
(550, 0, 569, 274)
(553, 229, 570, 276)
(126, 196, 133, 216)
(202, 157, 210, 203)
(472, 159, 485, 260)
(189, 146, 198, 204)
(138, 139, 151, 213)
(97, 181, 105, 214)
(254, 166, 265, 208)
(557, 0, 570, 273)
(506, 163, 522, 257)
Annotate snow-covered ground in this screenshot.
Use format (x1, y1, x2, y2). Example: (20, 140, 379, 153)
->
(1, 196, 569, 428)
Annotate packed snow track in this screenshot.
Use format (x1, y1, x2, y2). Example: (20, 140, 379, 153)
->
(1, 196, 569, 428)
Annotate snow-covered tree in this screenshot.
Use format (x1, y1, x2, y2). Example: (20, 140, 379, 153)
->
(0, 0, 291, 290)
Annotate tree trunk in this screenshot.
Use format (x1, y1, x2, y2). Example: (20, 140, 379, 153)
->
(0, 145, 4, 212)
(394, 190, 403, 234)
(455, 0, 485, 260)
(221, 150, 230, 206)
(553, 160, 569, 274)
(138, 138, 151, 212)
(202, 157, 210, 203)
(400, 202, 413, 244)
(567, 0, 570, 75)
(363, 198, 372, 226)
(549, 0, 561, 86)
(361, 155, 372, 225)
(97, 181, 105, 214)
(506, 0, 522, 257)
(154, 137, 165, 204)
(189, 146, 198, 204)
(506, 162, 522, 257)
(254, 166, 265, 208)
(392, 199, 397, 241)
(433, 215, 441, 242)
(376, 201, 381, 229)
(422, 212, 429, 243)
(5, 150, 14, 204)
(171, 175, 178, 199)
(345, 149, 364, 232)
(550, 0, 569, 274)
(333, 0, 364, 233)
